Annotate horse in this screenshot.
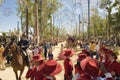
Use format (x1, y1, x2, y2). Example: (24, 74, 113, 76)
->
(3, 39, 27, 80)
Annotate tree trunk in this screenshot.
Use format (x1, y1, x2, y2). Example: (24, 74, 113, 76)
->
(35, 0, 40, 44)
(26, 0, 29, 38)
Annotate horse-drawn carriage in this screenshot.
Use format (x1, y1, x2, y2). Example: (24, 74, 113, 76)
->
(66, 36, 78, 49)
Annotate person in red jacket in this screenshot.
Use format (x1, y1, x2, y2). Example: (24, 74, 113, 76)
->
(80, 56, 115, 80)
(73, 53, 92, 80)
(40, 59, 62, 80)
(26, 54, 45, 80)
(74, 53, 87, 74)
(63, 49, 74, 80)
(99, 47, 110, 68)
(106, 51, 120, 79)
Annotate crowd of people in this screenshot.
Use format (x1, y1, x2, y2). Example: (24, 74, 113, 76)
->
(0, 34, 57, 70)
(0, 35, 120, 80)
(73, 40, 120, 80)
(24, 39, 120, 80)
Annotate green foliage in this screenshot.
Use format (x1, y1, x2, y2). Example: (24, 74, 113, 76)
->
(17, 0, 63, 41)
(40, 0, 62, 40)
(110, 4, 120, 38)
(99, 0, 112, 9)
(2, 32, 6, 37)
(99, 0, 120, 39)
(114, 50, 120, 55)
(90, 13, 107, 38)
(117, 58, 120, 63)
(2, 32, 6, 39)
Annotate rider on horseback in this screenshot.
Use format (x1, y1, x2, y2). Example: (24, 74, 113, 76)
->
(17, 34, 30, 67)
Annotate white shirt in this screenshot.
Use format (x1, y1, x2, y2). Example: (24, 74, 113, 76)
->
(33, 48, 39, 54)
(95, 44, 100, 51)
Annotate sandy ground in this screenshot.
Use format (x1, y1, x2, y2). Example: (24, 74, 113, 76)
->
(0, 41, 80, 80)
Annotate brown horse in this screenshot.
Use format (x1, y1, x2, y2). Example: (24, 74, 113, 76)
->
(3, 40, 26, 80)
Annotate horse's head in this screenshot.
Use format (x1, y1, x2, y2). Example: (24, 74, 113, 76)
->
(9, 43, 19, 54)
(3, 42, 20, 57)
(3, 38, 15, 57)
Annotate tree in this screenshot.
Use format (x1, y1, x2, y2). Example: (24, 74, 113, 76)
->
(99, 0, 120, 40)
(99, 0, 114, 40)
(90, 13, 107, 39)
(0, 0, 4, 6)
(40, 0, 62, 41)
(111, 4, 120, 40)
(17, 0, 62, 42)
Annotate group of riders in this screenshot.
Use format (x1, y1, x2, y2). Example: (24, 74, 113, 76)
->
(0, 34, 120, 80)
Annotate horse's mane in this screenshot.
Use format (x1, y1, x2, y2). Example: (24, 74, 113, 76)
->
(12, 42, 21, 54)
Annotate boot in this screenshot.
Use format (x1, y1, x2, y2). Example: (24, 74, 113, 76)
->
(25, 56, 30, 67)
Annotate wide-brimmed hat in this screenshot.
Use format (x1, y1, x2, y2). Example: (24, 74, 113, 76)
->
(63, 49, 74, 57)
(99, 46, 105, 51)
(40, 60, 62, 76)
(106, 50, 113, 55)
(31, 54, 43, 62)
(80, 57, 103, 77)
(77, 53, 87, 60)
(103, 48, 109, 52)
(82, 49, 89, 53)
(107, 50, 117, 59)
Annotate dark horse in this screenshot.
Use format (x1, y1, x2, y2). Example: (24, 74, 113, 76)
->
(3, 38, 26, 80)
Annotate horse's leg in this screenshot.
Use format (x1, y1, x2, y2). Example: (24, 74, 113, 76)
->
(19, 69, 24, 80)
(13, 69, 18, 80)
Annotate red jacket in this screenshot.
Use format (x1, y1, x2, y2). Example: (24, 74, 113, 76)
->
(26, 65, 44, 80)
(106, 78, 114, 80)
(106, 60, 120, 77)
(74, 64, 84, 74)
(64, 58, 73, 80)
(99, 54, 109, 67)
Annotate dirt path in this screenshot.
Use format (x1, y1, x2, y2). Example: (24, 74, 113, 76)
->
(0, 41, 81, 80)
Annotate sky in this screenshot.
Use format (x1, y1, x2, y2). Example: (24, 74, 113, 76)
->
(0, 0, 116, 33)
(0, 0, 20, 32)
(54, 0, 98, 34)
